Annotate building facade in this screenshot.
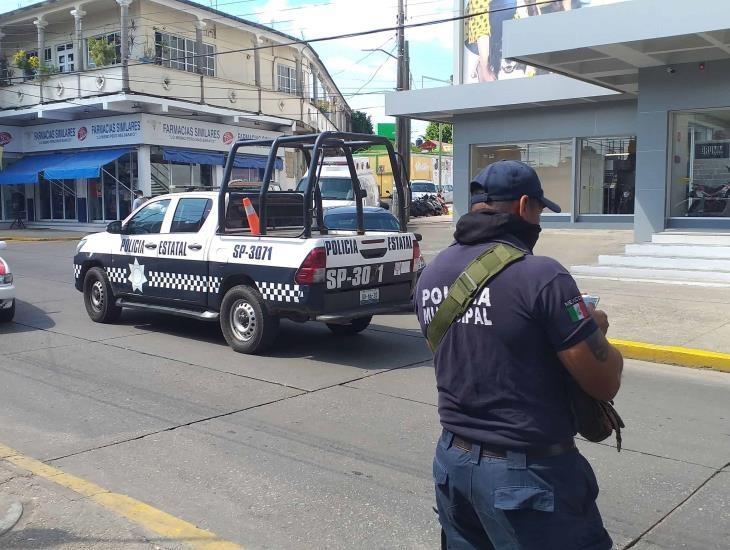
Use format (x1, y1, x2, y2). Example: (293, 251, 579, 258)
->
(0, 0, 351, 228)
(387, 0, 730, 241)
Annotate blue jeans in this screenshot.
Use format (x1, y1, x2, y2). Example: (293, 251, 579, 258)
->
(434, 430, 612, 550)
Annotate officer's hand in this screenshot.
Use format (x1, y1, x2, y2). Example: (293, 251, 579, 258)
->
(589, 306, 609, 335)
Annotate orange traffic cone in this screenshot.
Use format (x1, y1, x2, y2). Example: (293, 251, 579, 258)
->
(242, 197, 260, 235)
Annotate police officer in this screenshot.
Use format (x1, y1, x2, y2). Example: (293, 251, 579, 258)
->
(132, 189, 147, 211)
(415, 160, 623, 549)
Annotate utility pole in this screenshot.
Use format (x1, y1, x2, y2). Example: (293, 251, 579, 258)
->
(438, 123, 443, 189)
(396, 0, 411, 186)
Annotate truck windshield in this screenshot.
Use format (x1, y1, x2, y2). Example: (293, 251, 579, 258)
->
(412, 182, 437, 193)
(297, 177, 354, 200)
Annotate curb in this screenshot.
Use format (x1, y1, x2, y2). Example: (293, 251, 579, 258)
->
(609, 338, 730, 373)
(1, 237, 82, 242)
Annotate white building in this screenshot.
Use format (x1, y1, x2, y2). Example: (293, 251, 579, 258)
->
(0, 0, 351, 229)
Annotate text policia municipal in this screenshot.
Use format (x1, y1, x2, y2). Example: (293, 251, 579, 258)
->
(421, 286, 493, 326)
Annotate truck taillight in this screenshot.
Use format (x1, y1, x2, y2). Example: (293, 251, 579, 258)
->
(295, 247, 326, 284)
(0, 263, 10, 284)
(412, 239, 424, 272)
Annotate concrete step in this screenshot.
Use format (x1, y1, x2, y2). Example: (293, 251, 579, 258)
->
(571, 264, 730, 284)
(652, 233, 730, 246)
(598, 254, 730, 271)
(625, 243, 730, 259)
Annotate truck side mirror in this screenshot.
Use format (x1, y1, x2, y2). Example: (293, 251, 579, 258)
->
(106, 220, 123, 234)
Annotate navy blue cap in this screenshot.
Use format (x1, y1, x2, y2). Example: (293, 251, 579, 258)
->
(470, 160, 561, 213)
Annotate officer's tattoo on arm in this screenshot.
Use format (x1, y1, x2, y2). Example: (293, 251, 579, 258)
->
(586, 330, 610, 362)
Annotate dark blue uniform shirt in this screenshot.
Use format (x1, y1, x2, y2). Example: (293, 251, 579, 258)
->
(415, 235, 598, 449)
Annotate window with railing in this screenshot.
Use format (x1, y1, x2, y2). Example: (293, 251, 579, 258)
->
(155, 31, 215, 76)
(277, 64, 297, 95)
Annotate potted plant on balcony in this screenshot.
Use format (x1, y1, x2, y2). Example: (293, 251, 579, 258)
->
(37, 63, 58, 80)
(138, 46, 156, 64)
(12, 50, 39, 79)
(88, 37, 118, 67)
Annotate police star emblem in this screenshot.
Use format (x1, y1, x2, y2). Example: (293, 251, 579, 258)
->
(128, 258, 148, 292)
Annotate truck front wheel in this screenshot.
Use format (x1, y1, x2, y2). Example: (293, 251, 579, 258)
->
(83, 267, 122, 323)
(220, 285, 279, 354)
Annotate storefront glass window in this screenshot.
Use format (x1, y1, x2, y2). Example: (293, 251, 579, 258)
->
(1, 184, 26, 222)
(579, 137, 635, 215)
(88, 178, 103, 222)
(470, 141, 573, 213)
(150, 148, 216, 193)
(88, 152, 136, 222)
(39, 176, 51, 219)
(671, 110, 730, 218)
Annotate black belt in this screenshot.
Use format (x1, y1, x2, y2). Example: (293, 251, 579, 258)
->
(452, 435, 576, 460)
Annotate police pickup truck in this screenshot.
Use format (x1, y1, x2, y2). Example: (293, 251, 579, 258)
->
(74, 132, 420, 354)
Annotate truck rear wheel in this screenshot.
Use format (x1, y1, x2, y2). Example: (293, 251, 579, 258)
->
(220, 285, 279, 354)
(326, 316, 372, 335)
(83, 267, 122, 323)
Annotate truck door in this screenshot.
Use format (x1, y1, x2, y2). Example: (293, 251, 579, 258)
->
(111, 198, 171, 298)
(153, 196, 214, 309)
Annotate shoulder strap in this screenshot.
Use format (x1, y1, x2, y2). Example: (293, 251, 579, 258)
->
(425, 243, 526, 351)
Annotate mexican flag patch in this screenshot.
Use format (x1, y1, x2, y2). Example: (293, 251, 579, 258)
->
(565, 297, 590, 322)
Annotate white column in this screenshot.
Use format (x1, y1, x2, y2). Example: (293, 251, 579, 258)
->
(253, 35, 262, 87)
(34, 17, 48, 66)
(136, 145, 152, 196)
(34, 17, 48, 102)
(70, 7, 86, 72)
(294, 47, 304, 98)
(116, 0, 133, 92)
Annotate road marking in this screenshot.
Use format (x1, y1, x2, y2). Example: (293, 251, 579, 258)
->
(609, 338, 730, 373)
(0, 442, 243, 549)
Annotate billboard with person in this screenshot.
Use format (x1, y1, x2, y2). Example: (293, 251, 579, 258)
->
(460, 0, 627, 84)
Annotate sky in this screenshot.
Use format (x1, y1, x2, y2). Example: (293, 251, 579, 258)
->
(3, 0, 457, 138)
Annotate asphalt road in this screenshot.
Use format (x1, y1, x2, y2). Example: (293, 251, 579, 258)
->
(0, 234, 728, 549)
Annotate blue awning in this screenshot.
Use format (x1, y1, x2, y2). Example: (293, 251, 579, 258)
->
(232, 154, 283, 171)
(0, 153, 74, 185)
(44, 148, 133, 180)
(163, 147, 282, 171)
(163, 148, 225, 166)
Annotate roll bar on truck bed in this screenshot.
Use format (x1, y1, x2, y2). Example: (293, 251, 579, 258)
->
(217, 132, 410, 237)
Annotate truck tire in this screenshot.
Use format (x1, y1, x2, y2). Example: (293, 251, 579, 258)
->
(83, 267, 122, 323)
(0, 299, 15, 323)
(326, 316, 372, 335)
(220, 285, 279, 354)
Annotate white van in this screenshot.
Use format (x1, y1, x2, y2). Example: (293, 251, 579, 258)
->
(297, 157, 380, 209)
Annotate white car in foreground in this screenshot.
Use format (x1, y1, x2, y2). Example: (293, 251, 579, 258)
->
(0, 241, 15, 322)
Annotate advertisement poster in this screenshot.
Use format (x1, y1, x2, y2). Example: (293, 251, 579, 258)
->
(461, 0, 623, 84)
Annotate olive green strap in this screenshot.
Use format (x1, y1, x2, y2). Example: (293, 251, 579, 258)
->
(425, 243, 525, 351)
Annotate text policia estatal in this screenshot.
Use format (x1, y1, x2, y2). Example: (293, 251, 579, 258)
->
(421, 286, 493, 326)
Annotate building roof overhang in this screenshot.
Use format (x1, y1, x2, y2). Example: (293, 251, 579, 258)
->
(0, 93, 295, 130)
(385, 74, 621, 121)
(503, 0, 730, 95)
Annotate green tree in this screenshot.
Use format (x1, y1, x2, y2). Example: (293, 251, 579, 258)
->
(424, 122, 452, 144)
(352, 111, 374, 134)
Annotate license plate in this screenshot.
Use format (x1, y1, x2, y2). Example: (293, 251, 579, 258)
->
(360, 288, 379, 305)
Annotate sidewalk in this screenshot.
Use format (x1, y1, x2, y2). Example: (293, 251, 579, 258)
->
(0, 461, 166, 549)
(0, 229, 89, 242)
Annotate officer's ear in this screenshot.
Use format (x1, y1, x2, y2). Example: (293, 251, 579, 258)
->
(518, 195, 531, 218)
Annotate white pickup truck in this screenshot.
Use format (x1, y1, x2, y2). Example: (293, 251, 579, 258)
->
(74, 132, 420, 354)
